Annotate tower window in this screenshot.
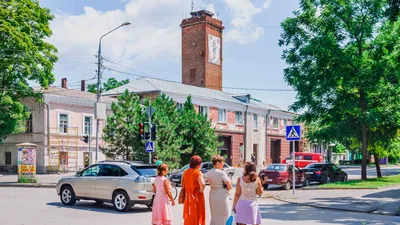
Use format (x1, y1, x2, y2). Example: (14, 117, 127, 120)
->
(190, 69, 196, 83)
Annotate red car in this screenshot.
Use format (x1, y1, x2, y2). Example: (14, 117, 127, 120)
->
(282, 152, 324, 168)
(258, 164, 306, 190)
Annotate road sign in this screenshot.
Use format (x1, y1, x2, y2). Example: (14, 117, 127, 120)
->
(286, 125, 301, 141)
(145, 141, 154, 153)
(146, 105, 155, 117)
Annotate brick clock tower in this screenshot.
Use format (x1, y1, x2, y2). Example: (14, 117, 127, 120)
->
(181, 10, 224, 91)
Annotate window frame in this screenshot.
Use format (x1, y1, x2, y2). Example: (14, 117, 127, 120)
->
(235, 111, 243, 125)
(218, 108, 227, 123)
(84, 116, 93, 135)
(253, 113, 258, 130)
(198, 106, 208, 118)
(176, 102, 184, 111)
(272, 117, 279, 129)
(59, 113, 69, 134)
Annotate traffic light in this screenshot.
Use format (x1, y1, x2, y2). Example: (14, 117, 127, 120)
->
(151, 124, 156, 141)
(138, 123, 144, 139)
(83, 135, 89, 143)
(144, 129, 150, 140)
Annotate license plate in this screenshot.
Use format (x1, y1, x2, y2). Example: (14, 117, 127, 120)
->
(267, 179, 272, 182)
(305, 172, 314, 174)
(172, 179, 179, 182)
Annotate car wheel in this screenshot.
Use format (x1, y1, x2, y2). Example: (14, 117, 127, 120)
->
(95, 200, 104, 204)
(60, 185, 76, 206)
(303, 177, 310, 187)
(343, 174, 348, 182)
(283, 181, 291, 190)
(228, 173, 233, 180)
(113, 191, 131, 212)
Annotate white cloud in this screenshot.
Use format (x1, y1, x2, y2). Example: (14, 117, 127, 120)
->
(263, 0, 272, 9)
(223, 0, 265, 44)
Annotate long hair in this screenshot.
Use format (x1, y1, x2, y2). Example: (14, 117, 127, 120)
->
(243, 162, 257, 182)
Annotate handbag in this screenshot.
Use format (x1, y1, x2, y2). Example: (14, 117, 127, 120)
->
(225, 212, 236, 225)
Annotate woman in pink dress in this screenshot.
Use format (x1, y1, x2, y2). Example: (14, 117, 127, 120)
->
(152, 164, 175, 225)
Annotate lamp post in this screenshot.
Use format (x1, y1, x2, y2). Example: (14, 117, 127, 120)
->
(95, 22, 130, 163)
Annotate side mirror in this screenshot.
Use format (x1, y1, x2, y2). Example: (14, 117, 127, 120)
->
(75, 171, 81, 177)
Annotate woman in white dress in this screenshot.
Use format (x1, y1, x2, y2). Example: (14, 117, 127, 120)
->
(207, 155, 233, 225)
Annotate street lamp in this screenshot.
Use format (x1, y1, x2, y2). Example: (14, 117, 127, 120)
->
(95, 22, 130, 163)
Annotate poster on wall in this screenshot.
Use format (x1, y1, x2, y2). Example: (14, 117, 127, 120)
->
(208, 34, 221, 65)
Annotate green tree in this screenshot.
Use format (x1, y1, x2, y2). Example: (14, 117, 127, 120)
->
(0, 0, 57, 141)
(280, 0, 400, 180)
(151, 94, 183, 169)
(102, 90, 146, 161)
(178, 96, 221, 165)
(87, 78, 129, 94)
(386, 0, 400, 22)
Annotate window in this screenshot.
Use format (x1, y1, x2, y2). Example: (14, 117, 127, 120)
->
(283, 119, 287, 128)
(253, 114, 258, 130)
(5, 152, 11, 165)
(223, 164, 229, 169)
(266, 165, 286, 171)
(176, 103, 184, 111)
(25, 113, 33, 133)
(304, 156, 313, 160)
(98, 165, 127, 177)
(84, 116, 92, 135)
(81, 165, 101, 176)
(198, 106, 208, 118)
(59, 152, 68, 165)
(218, 108, 227, 123)
(59, 114, 68, 133)
(273, 117, 279, 129)
(235, 111, 243, 125)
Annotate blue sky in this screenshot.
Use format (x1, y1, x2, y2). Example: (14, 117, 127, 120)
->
(39, 0, 300, 110)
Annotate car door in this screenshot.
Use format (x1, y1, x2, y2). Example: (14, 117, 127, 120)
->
(329, 164, 344, 182)
(95, 164, 126, 200)
(295, 166, 303, 183)
(74, 164, 101, 198)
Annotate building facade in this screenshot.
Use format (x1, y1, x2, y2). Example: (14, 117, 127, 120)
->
(0, 81, 113, 173)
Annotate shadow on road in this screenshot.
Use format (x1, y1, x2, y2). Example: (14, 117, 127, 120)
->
(363, 188, 400, 199)
(258, 200, 400, 225)
(46, 201, 151, 214)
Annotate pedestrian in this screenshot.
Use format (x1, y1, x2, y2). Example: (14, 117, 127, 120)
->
(251, 154, 256, 163)
(207, 155, 232, 225)
(232, 162, 266, 225)
(152, 163, 175, 225)
(153, 155, 163, 166)
(181, 155, 206, 225)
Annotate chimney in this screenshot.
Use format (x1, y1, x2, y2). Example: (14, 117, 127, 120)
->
(81, 80, 86, 92)
(61, 78, 67, 89)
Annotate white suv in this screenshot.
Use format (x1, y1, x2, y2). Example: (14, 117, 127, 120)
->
(56, 161, 156, 212)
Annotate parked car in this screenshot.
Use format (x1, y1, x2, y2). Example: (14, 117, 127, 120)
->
(56, 161, 156, 212)
(302, 163, 348, 184)
(169, 162, 235, 186)
(282, 152, 324, 168)
(258, 164, 305, 190)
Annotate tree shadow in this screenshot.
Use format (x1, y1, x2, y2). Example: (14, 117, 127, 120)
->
(46, 201, 151, 214)
(363, 188, 400, 199)
(258, 201, 400, 224)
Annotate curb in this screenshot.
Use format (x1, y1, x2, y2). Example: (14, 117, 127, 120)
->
(272, 196, 397, 216)
(0, 183, 56, 188)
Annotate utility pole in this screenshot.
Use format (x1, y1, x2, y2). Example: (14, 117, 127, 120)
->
(94, 22, 131, 163)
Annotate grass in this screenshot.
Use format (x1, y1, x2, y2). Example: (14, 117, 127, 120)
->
(314, 174, 400, 189)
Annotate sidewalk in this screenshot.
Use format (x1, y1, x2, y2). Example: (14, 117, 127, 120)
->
(273, 185, 400, 216)
(0, 172, 74, 188)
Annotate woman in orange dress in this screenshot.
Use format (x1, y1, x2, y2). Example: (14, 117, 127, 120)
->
(181, 155, 206, 225)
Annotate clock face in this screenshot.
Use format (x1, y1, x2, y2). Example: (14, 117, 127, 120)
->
(208, 34, 221, 65)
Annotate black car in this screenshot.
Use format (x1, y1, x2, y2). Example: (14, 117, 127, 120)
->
(303, 163, 348, 184)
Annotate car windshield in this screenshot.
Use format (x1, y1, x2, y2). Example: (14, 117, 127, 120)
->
(305, 164, 324, 169)
(180, 164, 189, 171)
(131, 165, 157, 177)
(266, 165, 286, 171)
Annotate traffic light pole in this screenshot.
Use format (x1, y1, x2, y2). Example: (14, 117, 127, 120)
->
(89, 122, 92, 166)
(148, 103, 152, 165)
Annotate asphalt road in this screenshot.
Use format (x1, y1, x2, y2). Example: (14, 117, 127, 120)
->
(1, 187, 398, 225)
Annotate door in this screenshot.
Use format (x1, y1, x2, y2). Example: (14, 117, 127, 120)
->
(329, 164, 344, 182)
(96, 164, 126, 200)
(271, 140, 281, 163)
(218, 136, 232, 166)
(288, 165, 303, 184)
(74, 164, 101, 198)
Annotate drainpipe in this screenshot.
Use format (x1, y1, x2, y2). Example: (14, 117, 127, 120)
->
(265, 109, 271, 165)
(44, 101, 50, 168)
(243, 104, 249, 163)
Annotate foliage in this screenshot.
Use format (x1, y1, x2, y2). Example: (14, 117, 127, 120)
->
(102, 90, 147, 161)
(178, 96, 221, 165)
(280, 0, 400, 180)
(18, 176, 37, 184)
(0, 0, 57, 141)
(87, 78, 129, 94)
(386, 0, 400, 22)
(151, 94, 183, 169)
(315, 174, 400, 189)
(332, 143, 346, 154)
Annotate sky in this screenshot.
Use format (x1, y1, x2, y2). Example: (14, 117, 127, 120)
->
(39, 0, 300, 110)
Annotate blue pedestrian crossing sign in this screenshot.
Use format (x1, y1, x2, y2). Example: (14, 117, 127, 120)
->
(286, 125, 301, 141)
(145, 141, 154, 153)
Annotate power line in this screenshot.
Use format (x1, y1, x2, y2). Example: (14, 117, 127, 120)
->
(104, 67, 294, 92)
